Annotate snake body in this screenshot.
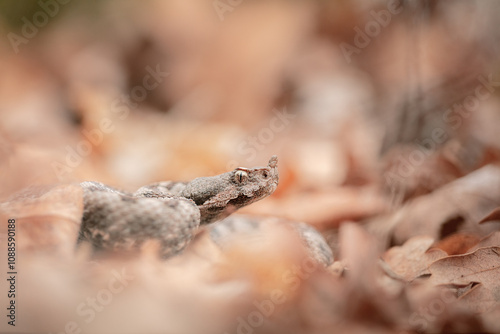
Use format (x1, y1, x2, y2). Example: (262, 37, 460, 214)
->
(78, 156, 279, 258)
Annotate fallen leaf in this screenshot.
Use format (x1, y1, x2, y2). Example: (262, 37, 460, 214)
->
(428, 247, 500, 312)
(0, 184, 83, 256)
(433, 233, 481, 255)
(478, 207, 500, 224)
(382, 236, 447, 281)
(381, 143, 464, 204)
(391, 164, 500, 244)
(467, 231, 500, 253)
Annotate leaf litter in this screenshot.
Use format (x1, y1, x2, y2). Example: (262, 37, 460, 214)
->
(2, 1, 500, 333)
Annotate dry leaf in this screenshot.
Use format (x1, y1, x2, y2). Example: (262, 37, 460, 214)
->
(429, 247, 500, 312)
(391, 164, 500, 244)
(382, 236, 447, 281)
(0, 184, 83, 256)
(478, 206, 500, 224)
(467, 231, 500, 253)
(433, 233, 481, 255)
(382, 143, 464, 203)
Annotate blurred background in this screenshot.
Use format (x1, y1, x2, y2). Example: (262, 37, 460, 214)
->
(1, 0, 500, 213)
(2, 0, 500, 332)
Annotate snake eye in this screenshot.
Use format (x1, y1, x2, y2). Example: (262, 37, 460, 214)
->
(263, 171, 269, 178)
(234, 170, 248, 184)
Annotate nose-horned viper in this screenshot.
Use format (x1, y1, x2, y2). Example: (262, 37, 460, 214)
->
(77, 156, 279, 258)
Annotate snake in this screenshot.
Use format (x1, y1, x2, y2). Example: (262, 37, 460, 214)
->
(78, 156, 279, 258)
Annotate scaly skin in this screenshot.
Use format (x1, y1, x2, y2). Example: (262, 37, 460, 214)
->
(78, 156, 279, 258)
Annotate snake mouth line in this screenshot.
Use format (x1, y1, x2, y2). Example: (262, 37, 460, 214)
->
(227, 194, 252, 207)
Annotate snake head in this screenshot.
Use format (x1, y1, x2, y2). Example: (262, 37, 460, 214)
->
(232, 155, 279, 200)
(181, 156, 279, 224)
